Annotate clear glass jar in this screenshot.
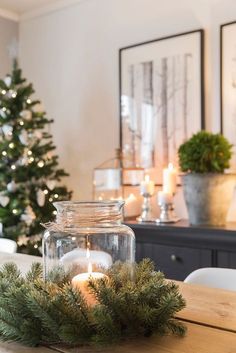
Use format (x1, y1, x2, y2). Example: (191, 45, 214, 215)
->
(43, 201, 135, 281)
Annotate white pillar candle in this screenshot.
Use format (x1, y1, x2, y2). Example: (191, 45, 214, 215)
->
(72, 264, 107, 306)
(140, 175, 155, 195)
(60, 248, 113, 270)
(163, 163, 177, 195)
(158, 191, 173, 205)
(124, 193, 140, 217)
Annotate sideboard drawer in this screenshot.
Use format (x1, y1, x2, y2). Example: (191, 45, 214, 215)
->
(136, 242, 212, 280)
(217, 251, 236, 268)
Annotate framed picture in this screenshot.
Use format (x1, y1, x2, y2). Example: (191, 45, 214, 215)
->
(119, 30, 204, 184)
(221, 21, 236, 171)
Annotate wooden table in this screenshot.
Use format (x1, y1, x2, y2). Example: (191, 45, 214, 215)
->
(0, 253, 236, 353)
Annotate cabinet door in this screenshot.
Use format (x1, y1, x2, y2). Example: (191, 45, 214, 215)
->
(217, 251, 236, 268)
(136, 242, 212, 280)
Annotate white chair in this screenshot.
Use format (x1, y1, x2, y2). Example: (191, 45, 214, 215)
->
(0, 238, 17, 254)
(184, 267, 236, 291)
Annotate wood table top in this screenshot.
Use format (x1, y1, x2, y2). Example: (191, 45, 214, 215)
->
(0, 253, 235, 353)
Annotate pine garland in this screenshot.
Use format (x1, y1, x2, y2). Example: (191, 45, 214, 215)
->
(0, 259, 186, 347)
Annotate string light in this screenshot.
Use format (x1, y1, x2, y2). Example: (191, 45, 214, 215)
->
(19, 121, 24, 126)
(2, 151, 7, 156)
(12, 209, 18, 214)
(53, 210, 57, 215)
(49, 197, 53, 202)
(43, 189, 49, 195)
(34, 244, 38, 249)
(1, 90, 6, 95)
(27, 150, 32, 156)
(2, 107, 6, 112)
(11, 92, 17, 98)
(26, 98, 31, 104)
(9, 142, 14, 149)
(37, 161, 44, 168)
(29, 157, 34, 163)
(11, 165, 16, 170)
(54, 194, 59, 199)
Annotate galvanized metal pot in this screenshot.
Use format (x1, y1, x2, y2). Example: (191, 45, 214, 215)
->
(182, 173, 236, 226)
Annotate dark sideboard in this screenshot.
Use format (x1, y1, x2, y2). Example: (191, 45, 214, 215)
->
(125, 220, 236, 281)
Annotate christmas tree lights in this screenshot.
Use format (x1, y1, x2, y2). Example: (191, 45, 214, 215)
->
(0, 60, 72, 254)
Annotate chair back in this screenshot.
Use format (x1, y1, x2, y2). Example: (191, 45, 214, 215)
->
(0, 238, 17, 254)
(184, 267, 236, 291)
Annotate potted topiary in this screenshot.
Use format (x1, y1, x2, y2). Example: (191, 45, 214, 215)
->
(178, 131, 235, 226)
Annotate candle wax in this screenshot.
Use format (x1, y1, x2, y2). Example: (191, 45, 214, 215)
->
(140, 175, 155, 195)
(163, 163, 177, 195)
(72, 271, 107, 306)
(158, 191, 173, 205)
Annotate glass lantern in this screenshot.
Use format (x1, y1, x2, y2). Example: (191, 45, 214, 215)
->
(93, 149, 123, 201)
(43, 201, 135, 283)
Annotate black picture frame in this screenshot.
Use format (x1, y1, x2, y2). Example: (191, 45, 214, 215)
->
(119, 29, 205, 185)
(220, 21, 236, 171)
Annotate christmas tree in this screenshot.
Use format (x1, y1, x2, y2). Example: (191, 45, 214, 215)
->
(0, 61, 72, 255)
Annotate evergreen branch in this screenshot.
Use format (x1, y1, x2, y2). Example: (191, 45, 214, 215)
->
(0, 260, 187, 348)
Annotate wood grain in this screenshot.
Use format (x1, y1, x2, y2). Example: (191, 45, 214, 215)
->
(50, 322, 236, 353)
(0, 342, 53, 353)
(175, 281, 236, 332)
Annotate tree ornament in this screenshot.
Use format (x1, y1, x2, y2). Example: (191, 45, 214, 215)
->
(0, 194, 10, 207)
(37, 189, 45, 207)
(17, 234, 28, 246)
(0, 109, 7, 119)
(34, 130, 42, 139)
(7, 90, 17, 99)
(20, 110, 32, 121)
(7, 181, 17, 192)
(4, 75, 11, 87)
(19, 130, 28, 145)
(20, 206, 36, 226)
(46, 180, 56, 190)
(2, 125, 13, 136)
(46, 151, 53, 159)
(2, 125, 13, 140)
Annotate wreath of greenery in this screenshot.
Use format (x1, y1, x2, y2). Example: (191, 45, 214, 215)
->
(0, 259, 186, 348)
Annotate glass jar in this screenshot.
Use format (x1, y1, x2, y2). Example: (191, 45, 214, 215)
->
(43, 201, 135, 281)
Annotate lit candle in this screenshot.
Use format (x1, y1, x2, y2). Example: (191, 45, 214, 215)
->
(124, 193, 140, 218)
(163, 163, 177, 195)
(72, 262, 107, 306)
(158, 191, 173, 205)
(140, 175, 155, 195)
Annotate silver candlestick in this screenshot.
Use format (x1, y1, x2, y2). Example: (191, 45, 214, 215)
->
(137, 192, 155, 222)
(156, 193, 180, 224)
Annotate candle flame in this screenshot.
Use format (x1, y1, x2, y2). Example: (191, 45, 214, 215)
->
(126, 193, 136, 202)
(144, 175, 150, 182)
(88, 262, 92, 273)
(86, 238, 91, 259)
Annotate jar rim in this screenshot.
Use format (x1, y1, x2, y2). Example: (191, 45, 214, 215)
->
(53, 200, 125, 208)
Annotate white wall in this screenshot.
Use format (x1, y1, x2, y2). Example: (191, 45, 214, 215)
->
(0, 16, 18, 77)
(19, 0, 236, 219)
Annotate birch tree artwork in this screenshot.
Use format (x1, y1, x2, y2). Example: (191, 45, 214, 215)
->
(120, 30, 203, 183)
(221, 22, 236, 171)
